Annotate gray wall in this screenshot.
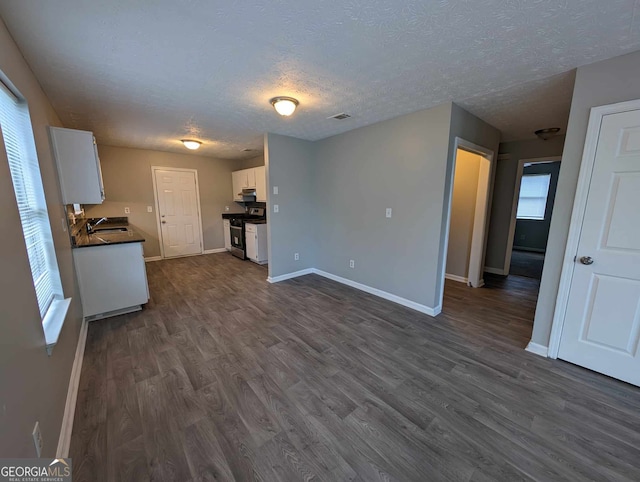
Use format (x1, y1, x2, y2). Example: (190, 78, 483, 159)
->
(312, 103, 454, 309)
(484, 136, 565, 270)
(443, 104, 502, 297)
(0, 18, 84, 457)
(532, 50, 640, 347)
(85, 145, 245, 258)
(264, 133, 316, 278)
(267, 103, 500, 310)
(446, 149, 481, 279)
(513, 161, 561, 252)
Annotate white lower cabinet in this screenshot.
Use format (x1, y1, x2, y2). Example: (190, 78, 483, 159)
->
(223, 219, 231, 251)
(245, 223, 268, 264)
(74, 243, 149, 319)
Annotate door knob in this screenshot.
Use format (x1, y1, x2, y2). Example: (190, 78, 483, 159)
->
(579, 256, 594, 265)
(162, 220, 166, 224)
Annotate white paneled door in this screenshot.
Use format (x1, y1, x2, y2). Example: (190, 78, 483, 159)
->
(558, 108, 640, 386)
(153, 168, 203, 258)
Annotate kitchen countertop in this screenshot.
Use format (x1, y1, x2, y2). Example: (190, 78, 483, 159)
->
(71, 217, 145, 248)
(221, 212, 252, 219)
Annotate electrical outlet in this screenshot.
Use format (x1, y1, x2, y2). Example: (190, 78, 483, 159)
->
(273, 204, 279, 213)
(273, 186, 279, 195)
(349, 259, 355, 269)
(124, 207, 131, 214)
(386, 208, 392, 218)
(32, 422, 43, 457)
(147, 206, 153, 213)
(294, 253, 299, 261)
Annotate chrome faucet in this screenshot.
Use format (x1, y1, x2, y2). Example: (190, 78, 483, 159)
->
(87, 217, 107, 233)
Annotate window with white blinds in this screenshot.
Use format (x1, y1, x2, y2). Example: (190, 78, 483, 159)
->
(517, 173, 552, 221)
(0, 81, 63, 318)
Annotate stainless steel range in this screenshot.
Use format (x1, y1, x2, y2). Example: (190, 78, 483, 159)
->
(229, 207, 265, 259)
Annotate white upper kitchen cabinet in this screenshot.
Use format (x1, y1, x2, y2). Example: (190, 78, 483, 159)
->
(255, 166, 267, 202)
(246, 168, 256, 189)
(49, 126, 105, 204)
(232, 166, 266, 201)
(232, 170, 245, 200)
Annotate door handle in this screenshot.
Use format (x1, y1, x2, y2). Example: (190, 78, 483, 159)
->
(579, 256, 594, 265)
(162, 220, 166, 224)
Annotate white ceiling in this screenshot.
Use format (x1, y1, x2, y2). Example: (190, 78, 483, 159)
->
(0, 1, 638, 159)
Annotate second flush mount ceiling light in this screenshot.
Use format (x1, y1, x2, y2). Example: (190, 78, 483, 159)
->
(181, 139, 202, 150)
(270, 97, 299, 116)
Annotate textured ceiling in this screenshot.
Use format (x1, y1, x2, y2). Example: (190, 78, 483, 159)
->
(0, 1, 639, 159)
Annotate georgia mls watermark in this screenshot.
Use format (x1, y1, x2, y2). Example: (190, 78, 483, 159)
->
(0, 458, 71, 482)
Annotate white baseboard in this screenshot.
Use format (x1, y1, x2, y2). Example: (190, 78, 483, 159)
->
(484, 266, 506, 275)
(525, 341, 549, 358)
(144, 256, 162, 262)
(312, 269, 439, 317)
(56, 318, 89, 458)
(203, 248, 227, 254)
(445, 273, 468, 283)
(267, 268, 314, 283)
(267, 267, 440, 317)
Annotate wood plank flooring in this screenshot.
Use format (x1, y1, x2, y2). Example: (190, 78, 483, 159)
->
(69, 253, 640, 481)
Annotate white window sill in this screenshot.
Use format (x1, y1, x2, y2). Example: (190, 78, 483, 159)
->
(42, 297, 72, 356)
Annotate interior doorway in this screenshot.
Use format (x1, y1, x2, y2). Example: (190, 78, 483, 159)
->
(439, 138, 494, 308)
(504, 157, 562, 279)
(151, 166, 204, 258)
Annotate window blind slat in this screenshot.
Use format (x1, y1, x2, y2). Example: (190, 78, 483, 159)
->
(0, 81, 63, 318)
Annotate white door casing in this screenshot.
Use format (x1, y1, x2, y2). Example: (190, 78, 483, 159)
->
(555, 105, 640, 386)
(438, 137, 495, 310)
(152, 167, 203, 258)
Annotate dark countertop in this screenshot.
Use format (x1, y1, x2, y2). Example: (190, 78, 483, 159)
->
(222, 212, 251, 219)
(71, 217, 145, 248)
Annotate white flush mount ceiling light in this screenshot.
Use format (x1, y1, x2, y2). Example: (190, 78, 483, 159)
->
(270, 97, 299, 116)
(534, 128, 561, 141)
(181, 139, 202, 150)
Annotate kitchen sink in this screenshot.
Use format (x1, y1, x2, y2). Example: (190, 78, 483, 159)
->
(91, 227, 129, 234)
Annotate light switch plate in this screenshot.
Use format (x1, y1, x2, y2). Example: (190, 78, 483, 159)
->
(273, 186, 279, 195)
(274, 204, 279, 213)
(147, 206, 153, 213)
(386, 208, 392, 218)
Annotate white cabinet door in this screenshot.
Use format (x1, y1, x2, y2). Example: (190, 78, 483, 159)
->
(245, 224, 257, 261)
(74, 243, 148, 318)
(246, 168, 256, 189)
(232, 171, 244, 200)
(558, 108, 640, 386)
(49, 126, 105, 204)
(255, 166, 267, 202)
(223, 219, 231, 250)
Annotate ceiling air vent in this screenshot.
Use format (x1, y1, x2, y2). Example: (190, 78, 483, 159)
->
(328, 113, 351, 120)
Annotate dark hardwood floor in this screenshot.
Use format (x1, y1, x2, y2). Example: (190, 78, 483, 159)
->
(69, 253, 640, 481)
